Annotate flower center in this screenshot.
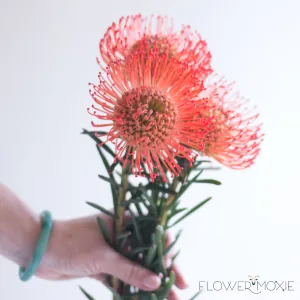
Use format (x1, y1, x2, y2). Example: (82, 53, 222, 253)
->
(130, 35, 176, 57)
(114, 86, 178, 148)
(202, 109, 233, 153)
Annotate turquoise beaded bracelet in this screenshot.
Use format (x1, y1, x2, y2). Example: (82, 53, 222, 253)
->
(19, 211, 53, 281)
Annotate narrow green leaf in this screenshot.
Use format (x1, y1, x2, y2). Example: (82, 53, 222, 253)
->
(134, 202, 144, 216)
(82, 129, 115, 158)
(173, 170, 204, 202)
(145, 244, 157, 267)
(118, 235, 129, 253)
(81, 129, 107, 136)
(86, 202, 114, 217)
(109, 160, 120, 173)
(150, 294, 158, 300)
(172, 250, 180, 262)
(168, 207, 187, 220)
(139, 189, 157, 215)
(97, 216, 111, 245)
(156, 271, 175, 299)
(164, 230, 182, 255)
(172, 200, 181, 210)
(193, 160, 211, 167)
(189, 291, 202, 300)
(116, 231, 131, 251)
(117, 231, 131, 240)
(98, 174, 115, 184)
(95, 145, 118, 214)
(192, 179, 221, 185)
(154, 225, 164, 243)
(169, 197, 212, 227)
(157, 240, 167, 275)
(151, 226, 167, 275)
(129, 209, 143, 244)
(95, 145, 115, 182)
(79, 286, 95, 300)
(173, 208, 187, 214)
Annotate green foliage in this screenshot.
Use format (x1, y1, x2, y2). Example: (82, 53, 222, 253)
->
(192, 179, 222, 185)
(79, 287, 95, 300)
(86, 201, 114, 217)
(168, 197, 212, 228)
(164, 230, 182, 255)
(97, 216, 111, 246)
(189, 291, 202, 299)
(82, 129, 221, 299)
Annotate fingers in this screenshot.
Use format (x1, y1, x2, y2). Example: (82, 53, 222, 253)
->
(91, 273, 180, 300)
(172, 263, 188, 289)
(167, 289, 180, 300)
(101, 249, 161, 291)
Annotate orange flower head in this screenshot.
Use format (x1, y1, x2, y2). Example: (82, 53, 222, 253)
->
(98, 14, 212, 82)
(88, 41, 215, 181)
(199, 77, 264, 169)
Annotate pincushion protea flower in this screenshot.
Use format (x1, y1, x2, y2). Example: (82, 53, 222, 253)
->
(199, 77, 264, 169)
(98, 14, 212, 82)
(82, 14, 264, 300)
(88, 39, 216, 182)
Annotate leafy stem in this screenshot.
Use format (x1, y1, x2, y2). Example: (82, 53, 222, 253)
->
(159, 176, 180, 227)
(113, 166, 129, 298)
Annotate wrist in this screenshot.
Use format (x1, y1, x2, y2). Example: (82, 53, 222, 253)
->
(0, 185, 42, 268)
(1, 213, 42, 268)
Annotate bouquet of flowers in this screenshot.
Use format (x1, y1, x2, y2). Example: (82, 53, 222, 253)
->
(80, 14, 263, 300)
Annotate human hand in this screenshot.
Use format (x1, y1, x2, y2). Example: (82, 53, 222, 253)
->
(37, 212, 188, 300)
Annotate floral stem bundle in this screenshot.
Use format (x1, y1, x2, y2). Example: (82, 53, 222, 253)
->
(80, 15, 263, 300)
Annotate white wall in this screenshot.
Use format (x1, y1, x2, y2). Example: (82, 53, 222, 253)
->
(0, 0, 300, 299)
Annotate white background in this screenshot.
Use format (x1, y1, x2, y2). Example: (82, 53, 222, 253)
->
(1, 0, 300, 299)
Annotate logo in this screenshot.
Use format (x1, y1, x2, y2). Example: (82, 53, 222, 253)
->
(199, 275, 294, 294)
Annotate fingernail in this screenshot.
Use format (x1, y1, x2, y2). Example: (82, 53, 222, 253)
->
(142, 275, 161, 290)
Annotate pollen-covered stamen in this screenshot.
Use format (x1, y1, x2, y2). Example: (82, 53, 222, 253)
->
(113, 86, 178, 148)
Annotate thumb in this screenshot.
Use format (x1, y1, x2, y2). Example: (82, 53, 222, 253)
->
(102, 249, 161, 291)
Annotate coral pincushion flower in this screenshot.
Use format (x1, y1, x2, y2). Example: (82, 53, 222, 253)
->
(199, 77, 263, 169)
(98, 14, 212, 82)
(88, 41, 215, 181)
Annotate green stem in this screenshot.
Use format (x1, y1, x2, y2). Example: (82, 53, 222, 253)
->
(113, 167, 128, 300)
(160, 163, 192, 227)
(159, 177, 179, 227)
